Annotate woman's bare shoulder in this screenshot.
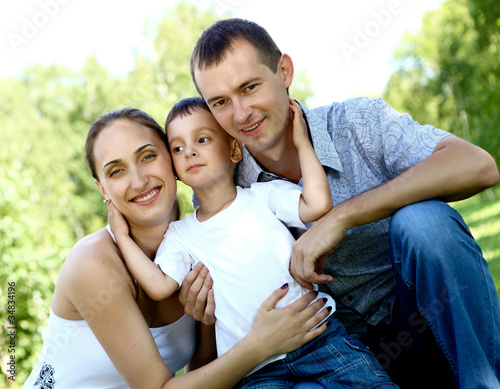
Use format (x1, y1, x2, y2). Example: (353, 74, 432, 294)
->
(53, 228, 135, 316)
(66, 228, 122, 268)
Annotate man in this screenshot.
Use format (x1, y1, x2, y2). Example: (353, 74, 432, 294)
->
(182, 18, 500, 388)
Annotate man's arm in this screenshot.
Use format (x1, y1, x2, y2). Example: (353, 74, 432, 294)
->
(290, 99, 333, 223)
(290, 134, 499, 288)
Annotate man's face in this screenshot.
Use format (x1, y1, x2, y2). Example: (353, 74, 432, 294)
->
(194, 40, 294, 155)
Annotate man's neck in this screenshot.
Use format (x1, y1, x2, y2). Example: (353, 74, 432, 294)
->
(250, 132, 302, 184)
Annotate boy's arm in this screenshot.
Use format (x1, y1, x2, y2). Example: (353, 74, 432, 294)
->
(290, 99, 333, 223)
(107, 201, 179, 301)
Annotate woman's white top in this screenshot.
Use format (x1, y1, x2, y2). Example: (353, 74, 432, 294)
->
(22, 227, 196, 388)
(22, 311, 195, 388)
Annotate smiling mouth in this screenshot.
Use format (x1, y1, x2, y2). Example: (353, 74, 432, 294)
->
(132, 188, 160, 203)
(241, 120, 262, 132)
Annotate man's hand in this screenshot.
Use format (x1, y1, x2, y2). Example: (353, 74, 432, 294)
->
(290, 209, 344, 288)
(179, 262, 216, 325)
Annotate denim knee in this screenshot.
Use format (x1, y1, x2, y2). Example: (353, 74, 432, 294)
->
(389, 200, 479, 288)
(390, 200, 471, 253)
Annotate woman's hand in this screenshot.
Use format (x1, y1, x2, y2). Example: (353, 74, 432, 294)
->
(244, 284, 330, 359)
(164, 285, 330, 389)
(107, 200, 129, 239)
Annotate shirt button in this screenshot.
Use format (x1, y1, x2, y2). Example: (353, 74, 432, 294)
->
(347, 295, 354, 302)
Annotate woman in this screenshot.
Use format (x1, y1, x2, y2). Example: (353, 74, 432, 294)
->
(22, 107, 329, 389)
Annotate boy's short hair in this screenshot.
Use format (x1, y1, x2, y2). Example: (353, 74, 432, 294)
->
(165, 97, 211, 129)
(190, 18, 282, 91)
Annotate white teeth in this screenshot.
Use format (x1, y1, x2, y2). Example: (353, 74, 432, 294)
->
(243, 122, 260, 132)
(134, 188, 159, 202)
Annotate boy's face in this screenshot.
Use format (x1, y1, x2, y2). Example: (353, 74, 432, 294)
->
(167, 109, 241, 191)
(194, 39, 294, 156)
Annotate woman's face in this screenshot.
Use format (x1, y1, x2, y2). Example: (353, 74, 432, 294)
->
(93, 119, 177, 229)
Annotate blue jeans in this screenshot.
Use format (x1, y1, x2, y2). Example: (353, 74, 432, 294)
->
(235, 318, 397, 388)
(369, 200, 500, 388)
(291, 382, 324, 389)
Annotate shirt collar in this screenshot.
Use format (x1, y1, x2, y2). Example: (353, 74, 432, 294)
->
(298, 101, 344, 173)
(237, 101, 344, 186)
(237, 146, 275, 186)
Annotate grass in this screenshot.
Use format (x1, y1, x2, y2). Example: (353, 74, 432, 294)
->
(451, 187, 500, 299)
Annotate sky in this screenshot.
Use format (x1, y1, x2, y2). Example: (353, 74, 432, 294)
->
(1, 0, 442, 106)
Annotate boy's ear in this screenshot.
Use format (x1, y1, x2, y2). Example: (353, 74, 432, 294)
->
(230, 139, 243, 163)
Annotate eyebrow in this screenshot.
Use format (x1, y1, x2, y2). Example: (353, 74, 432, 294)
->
(206, 77, 262, 105)
(168, 128, 218, 145)
(102, 143, 157, 172)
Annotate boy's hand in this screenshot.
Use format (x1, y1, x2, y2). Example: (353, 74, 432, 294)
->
(106, 200, 129, 239)
(289, 99, 309, 149)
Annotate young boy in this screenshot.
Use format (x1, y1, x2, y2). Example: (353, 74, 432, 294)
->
(108, 97, 397, 388)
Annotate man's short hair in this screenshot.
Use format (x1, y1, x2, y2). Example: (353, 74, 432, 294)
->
(190, 18, 282, 91)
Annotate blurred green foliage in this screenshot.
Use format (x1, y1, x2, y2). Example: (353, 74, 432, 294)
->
(0, 2, 314, 387)
(383, 0, 500, 163)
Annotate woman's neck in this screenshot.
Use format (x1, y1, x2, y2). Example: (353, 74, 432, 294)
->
(128, 207, 177, 259)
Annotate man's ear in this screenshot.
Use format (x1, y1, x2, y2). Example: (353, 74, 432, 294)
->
(278, 53, 294, 89)
(95, 179, 110, 202)
(230, 139, 243, 163)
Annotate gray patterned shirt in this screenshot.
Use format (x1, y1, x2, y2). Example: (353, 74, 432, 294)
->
(236, 97, 450, 333)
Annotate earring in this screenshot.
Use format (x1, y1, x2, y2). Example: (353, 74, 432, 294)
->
(103, 198, 111, 205)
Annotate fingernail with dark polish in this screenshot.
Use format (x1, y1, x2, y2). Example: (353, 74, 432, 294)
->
(327, 306, 333, 312)
(281, 283, 289, 289)
(322, 298, 328, 303)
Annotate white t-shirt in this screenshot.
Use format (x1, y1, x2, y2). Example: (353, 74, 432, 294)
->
(156, 181, 335, 373)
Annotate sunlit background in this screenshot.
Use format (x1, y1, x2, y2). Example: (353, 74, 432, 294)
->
(1, 0, 442, 105)
(1, 0, 500, 387)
